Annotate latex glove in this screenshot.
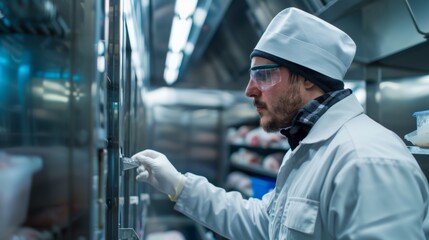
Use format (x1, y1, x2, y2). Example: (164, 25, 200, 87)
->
(133, 149, 185, 200)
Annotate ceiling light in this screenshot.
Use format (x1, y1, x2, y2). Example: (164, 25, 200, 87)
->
(164, 68, 179, 85)
(168, 16, 192, 52)
(175, 0, 198, 19)
(193, 7, 207, 26)
(184, 42, 194, 55)
(166, 51, 184, 69)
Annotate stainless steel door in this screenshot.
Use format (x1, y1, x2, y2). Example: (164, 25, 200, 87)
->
(106, 0, 149, 239)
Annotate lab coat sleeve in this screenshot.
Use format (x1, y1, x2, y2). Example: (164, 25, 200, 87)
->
(328, 158, 429, 240)
(174, 173, 271, 239)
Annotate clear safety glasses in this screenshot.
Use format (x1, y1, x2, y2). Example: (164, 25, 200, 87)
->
(249, 64, 282, 91)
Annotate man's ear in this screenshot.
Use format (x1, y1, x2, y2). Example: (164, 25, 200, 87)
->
(302, 79, 325, 98)
(303, 79, 315, 90)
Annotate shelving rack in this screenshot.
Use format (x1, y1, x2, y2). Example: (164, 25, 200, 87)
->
(408, 146, 429, 155)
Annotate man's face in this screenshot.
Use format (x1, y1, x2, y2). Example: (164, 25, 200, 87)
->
(245, 57, 304, 132)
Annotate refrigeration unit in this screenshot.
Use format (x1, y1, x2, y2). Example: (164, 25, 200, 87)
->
(0, 0, 150, 239)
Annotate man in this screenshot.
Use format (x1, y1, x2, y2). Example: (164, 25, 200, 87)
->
(133, 7, 429, 239)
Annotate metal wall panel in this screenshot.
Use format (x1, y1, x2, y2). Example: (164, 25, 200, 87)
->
(330, 0, 429, 63)
(365, 66, 429, 178)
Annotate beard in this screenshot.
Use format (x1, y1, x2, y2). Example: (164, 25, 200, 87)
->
(259, 82, 303, 132)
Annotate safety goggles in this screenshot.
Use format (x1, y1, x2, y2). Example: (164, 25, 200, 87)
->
(249, 64, 281, 91)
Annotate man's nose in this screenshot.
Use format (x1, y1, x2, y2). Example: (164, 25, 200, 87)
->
(245, 79, 261, 97)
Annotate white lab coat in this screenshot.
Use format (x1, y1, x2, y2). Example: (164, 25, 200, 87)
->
(174, 95, 429, 239)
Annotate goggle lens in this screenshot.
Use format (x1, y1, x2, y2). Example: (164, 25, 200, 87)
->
(249, 64, 281, 90)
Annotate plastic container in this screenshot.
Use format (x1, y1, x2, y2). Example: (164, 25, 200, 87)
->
(414, 110, 429, 135)
(250, 176, 276, 199)
(0, 153, 43, 240)
(405, 110, 429, 147)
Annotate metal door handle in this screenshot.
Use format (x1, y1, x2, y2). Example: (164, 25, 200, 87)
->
(121, 157, 139, 171)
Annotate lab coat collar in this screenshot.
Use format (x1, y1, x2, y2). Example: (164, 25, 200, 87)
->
(299, 94, 363, 145)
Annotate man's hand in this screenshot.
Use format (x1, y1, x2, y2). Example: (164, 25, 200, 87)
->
(133, 149, 183, 198)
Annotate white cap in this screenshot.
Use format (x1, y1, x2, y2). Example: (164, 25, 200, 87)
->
(253, 7, 356, 80)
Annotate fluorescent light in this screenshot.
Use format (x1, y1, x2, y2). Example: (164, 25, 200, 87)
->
(175, 0, 198, 19)
(164, 0, 200, 84)
(97, 41, 105, 55)
(43, 94, 69, 103)
(184, 42, 194, 55)
(97, 56, 105, 72)
(164, 68, 179, 85)
(166, 51, 183, 69)
(168, 16, 192, 52)
(193, 7, 207, 26)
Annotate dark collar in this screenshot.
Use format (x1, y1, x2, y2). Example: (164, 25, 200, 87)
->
(281, 89, 352, 150)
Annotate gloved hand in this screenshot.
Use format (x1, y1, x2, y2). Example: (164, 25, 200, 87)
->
(133, 149, 185, 200)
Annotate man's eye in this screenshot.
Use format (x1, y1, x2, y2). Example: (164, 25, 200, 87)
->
(254, 71, 267, 81)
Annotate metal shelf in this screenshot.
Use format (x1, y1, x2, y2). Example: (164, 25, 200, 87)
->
(408, 146, 429, 155)
(230, 161, 277, 179)
(229, 143, 289, 152)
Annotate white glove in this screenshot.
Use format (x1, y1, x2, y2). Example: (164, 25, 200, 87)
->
(133, 149, 185, 200)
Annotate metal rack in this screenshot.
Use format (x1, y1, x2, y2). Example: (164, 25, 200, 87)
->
(408, 146, 429, 155)
(228, 143, 288, 179)
(230, 161, 277, 179)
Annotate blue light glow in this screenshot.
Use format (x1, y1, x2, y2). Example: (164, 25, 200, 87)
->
(35, 71, 81, 82)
